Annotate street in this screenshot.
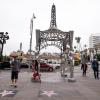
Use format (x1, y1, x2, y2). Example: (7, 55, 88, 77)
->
(0, 64, 100, 100)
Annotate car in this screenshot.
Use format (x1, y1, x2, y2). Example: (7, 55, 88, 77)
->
(39, 62, 53, 72)
(47, 61, 61, 69)
(32, 62, 53, 72)
(0, 61, 10, 69)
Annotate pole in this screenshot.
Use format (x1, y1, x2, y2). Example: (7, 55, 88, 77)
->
(29, 14, 36, 69)
(0, 43, 4, 61)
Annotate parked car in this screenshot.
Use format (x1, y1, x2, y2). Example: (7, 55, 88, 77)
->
(32, 62, 53, 72)
(40, 62, 53, 72)
(47, 61, 61, 69)
(0, 61, 10, 69)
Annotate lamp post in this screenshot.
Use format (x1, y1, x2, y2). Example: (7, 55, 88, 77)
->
(29, 13, 36, 69)
(0, 32, 9, 61)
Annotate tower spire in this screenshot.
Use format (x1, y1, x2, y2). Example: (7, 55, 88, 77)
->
(50, 3, 57, 29)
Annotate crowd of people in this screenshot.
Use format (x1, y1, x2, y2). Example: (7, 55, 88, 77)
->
(9, 53, 99, 88)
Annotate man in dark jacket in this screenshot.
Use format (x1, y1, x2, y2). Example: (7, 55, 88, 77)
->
(92, 59, 99, 79)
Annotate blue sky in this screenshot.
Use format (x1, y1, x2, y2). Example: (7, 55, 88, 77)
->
(0, 0, 100, 55)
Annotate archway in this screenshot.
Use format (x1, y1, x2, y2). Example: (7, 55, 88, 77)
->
(35, 4, 74, 80)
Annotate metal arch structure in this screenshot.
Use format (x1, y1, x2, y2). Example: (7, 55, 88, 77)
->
(36, 4, 74, 52)
(36, 29, 73, 52)
(35, 4, 75, 81)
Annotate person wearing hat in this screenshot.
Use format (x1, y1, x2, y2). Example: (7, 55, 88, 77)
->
(10, 56, 20, 87)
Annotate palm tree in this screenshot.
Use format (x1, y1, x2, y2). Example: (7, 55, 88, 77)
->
(75, 37, 81, 52)
(84, 44, 87, 48)
(74, 46, 76, 52)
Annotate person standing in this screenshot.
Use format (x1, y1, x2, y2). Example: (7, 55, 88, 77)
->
(91, 58, 99, 79)
(34, 60, 39, 72)
(81, 53, 88, 77)
(33, 60, 39, 80)
(10, 56, 20, 87)
(81, 63, 88, 77)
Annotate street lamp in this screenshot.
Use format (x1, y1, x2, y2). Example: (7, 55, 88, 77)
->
(0, 32, 9, 61)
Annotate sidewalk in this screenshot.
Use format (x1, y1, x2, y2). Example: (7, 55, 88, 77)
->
(0, 66, 100, 100)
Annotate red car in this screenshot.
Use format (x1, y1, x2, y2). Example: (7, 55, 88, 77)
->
(32, 62, 53, 72)
(40, 62, 53, 72)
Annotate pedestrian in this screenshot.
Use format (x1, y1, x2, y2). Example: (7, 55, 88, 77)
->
(91, 58, 99, 79)
(31, 59, 41, 82)
(10, 56, 20, 87)
(34, 60, 39, 72)
(81, 63, 88, 77)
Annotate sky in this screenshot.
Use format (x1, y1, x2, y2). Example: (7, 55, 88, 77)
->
(0, 0, 100, 55)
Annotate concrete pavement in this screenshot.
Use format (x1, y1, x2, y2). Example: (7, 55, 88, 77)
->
(0, 65, 100, 100)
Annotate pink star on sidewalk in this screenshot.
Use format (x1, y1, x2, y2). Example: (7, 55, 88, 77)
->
(40, 90, 58, 97)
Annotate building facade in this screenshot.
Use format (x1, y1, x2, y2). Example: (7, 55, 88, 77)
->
(89, 33, 100, 48)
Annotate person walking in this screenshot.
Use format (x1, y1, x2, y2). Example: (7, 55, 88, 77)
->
(10, 56, 20, 87)
(91, 58, 99, 79)
(81, 63, 88, 77)
(81, 53, 88, 77)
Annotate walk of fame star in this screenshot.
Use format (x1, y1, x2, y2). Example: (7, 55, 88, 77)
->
(0, 90, 16, 97)
(40, 90, 58, 97)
